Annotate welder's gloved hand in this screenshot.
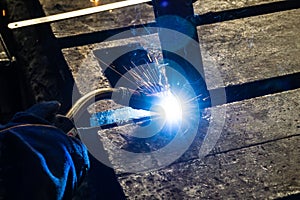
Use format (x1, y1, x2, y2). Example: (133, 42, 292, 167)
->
(0, 101, 89, 200)
(6, 101, 60, 126)
(10, 101, 78, 136)
(25, 100, 61, 122)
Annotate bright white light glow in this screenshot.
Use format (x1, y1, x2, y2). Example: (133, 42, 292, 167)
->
(158, 92, 182, 123)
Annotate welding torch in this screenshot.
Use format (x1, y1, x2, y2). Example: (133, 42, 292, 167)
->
(66, 87, 162, 129)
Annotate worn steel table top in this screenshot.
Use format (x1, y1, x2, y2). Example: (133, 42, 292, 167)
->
(36, 0, 300, 199)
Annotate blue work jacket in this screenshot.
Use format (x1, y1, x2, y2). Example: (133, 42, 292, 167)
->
(0, 111, 89, 200)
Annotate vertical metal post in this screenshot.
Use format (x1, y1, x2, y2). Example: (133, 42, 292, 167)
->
(0, 1, 25, 123)
(0, 1, 14, 64)
(151, 0, 210, 108)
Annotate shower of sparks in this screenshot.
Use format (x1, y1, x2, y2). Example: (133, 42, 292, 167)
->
(123, 62, 184, 123)
(95, 52, 185, 123)
(125, 61, 169, 94)
(96, 51, 204, 120)
(93, 43, 206, 128)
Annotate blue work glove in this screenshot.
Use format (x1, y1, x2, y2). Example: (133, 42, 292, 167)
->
(0, 101, 89, 200)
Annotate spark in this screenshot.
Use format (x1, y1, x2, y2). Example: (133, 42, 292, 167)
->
(185, 93, 203, 103)
(126, 62, 168, 94)
(90, 0, 100, 6)
(94, 56, 139, 87)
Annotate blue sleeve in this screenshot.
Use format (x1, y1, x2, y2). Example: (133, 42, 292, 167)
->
(0, 111, 89, 200)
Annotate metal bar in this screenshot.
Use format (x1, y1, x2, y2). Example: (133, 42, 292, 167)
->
(151, 0, 211, 108)
(210, 72, 300, 106)
(0, 34, 13, 62)
(193, 0, 300, 26)
(8, 0, 151, 29)
(58, 22, 157, 49)
(0, 2, 12, 62)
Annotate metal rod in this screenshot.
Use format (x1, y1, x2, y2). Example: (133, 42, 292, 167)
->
(0, 3, 14, 62)
(0, 34, 13, 61)
(8, 0, 151, 29)
(151, 0, 211, 108)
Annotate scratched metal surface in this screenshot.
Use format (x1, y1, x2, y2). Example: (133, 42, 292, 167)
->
(38, 0, 300, 92)
(37, 0, 300, 199)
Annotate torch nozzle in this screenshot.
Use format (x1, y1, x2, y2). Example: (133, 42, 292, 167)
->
(114, 87, 183, 123)
(114, 87, 162, 111)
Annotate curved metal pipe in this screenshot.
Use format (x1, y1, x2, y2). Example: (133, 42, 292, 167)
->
(66, 88, 115, 119)
(66, 87, 161, 122)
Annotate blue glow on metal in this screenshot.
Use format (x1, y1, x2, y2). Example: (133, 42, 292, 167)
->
(89, 91, 183, 128)
(90, 107, 151, 127)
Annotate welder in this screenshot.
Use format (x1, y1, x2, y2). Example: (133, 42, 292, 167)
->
(0, 101, 89, 199)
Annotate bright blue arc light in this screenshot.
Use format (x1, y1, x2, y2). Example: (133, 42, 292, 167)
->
(157, 92, 182, 124)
